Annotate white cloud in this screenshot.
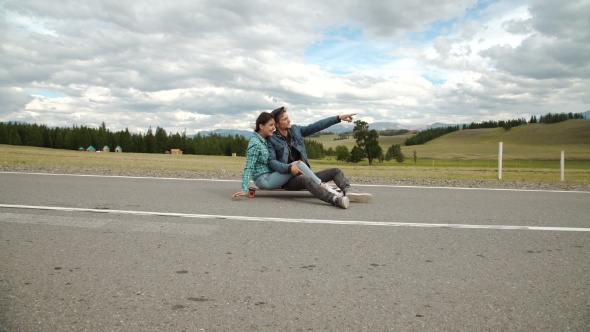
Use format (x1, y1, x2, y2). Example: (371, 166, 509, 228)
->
(0, 0, 587, 134)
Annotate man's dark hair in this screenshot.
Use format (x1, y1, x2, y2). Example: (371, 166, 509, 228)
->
(271, 107, 287, 121)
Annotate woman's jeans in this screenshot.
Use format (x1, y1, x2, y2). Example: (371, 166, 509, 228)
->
(254, 162, 321, 189)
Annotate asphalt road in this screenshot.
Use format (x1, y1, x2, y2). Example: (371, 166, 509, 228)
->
(1, 172, 589, 331)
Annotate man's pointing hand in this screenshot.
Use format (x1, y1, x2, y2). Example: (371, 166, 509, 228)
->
(339, 113, 356, 123)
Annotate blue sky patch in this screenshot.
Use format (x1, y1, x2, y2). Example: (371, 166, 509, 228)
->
(422, 75, 447, 85)
(407, 18, 458, 42)
(306, 25, 397, 74)
(25, 90, 67, 98)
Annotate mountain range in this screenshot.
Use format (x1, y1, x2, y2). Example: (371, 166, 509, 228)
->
(193, 122, 428, 138)
(193, 111, 590, 139)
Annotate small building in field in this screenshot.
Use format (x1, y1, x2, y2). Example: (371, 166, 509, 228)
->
(78, 147, 85, 151)
(170, 149, 183, 155)
(115, 146, 123, 153)
(87, 146, 96, 152)
(103, 145, 110, 152)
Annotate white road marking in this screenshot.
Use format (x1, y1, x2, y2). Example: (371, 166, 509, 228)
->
(1, 204, 588, 232)
(1, 171, 588, 193)
(0, 212, 218, 235)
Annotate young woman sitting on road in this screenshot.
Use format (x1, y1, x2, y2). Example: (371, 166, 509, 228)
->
(232, 112, 347, 208)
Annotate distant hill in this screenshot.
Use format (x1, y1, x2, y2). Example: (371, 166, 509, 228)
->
(367, 122, 407, 130)
(409, 119, 590, 160)
(427, 122, 461, 129)
(192, 115, 590, 139)
(192, 129, 253, 139)
(325, 121, 417, 133)
(193, 122, 411, 137)
(322, 123, 355, 134)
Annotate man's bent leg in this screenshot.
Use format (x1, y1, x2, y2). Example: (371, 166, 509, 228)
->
(315, 168, 372, 203)
(314, 168, 349, 190)
(282, 175, 336, 205)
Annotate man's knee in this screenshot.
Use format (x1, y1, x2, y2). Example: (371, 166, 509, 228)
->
(327, 167, 344, 177)
(299, 175, 317, 188)
(300, 174, 313, 183)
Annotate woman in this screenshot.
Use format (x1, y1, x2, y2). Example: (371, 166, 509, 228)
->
(232, 112, 339, 199)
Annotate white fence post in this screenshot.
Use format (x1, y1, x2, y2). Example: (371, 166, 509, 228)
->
(561, 151, 565, 182)
(498, 142, 503, 180)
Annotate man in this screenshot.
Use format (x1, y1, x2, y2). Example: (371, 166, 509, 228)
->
(267, 106, 373, 205)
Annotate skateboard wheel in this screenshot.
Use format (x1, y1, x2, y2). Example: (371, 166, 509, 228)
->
(248, 189, 256, 198)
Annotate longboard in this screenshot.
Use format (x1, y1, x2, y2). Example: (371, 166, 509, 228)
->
(247, 187, 302, 198)
(247, 186, 340, 198)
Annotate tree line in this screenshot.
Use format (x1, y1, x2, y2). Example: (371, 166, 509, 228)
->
(0, 121, 249, 156)
(404, 125, 461, 146)
(406, 112, 586, 146)
(536, 112, 586, 124)
(2, 111, 584, 159)
(463, 118, 528, 130)
(331, 120, 409, 165)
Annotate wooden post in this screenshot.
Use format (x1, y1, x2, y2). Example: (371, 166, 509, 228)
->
(498, 142, 503, 180)
(561, 151, 565, 182)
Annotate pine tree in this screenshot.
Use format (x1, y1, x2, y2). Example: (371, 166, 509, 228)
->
(0, 123, 8, 144)
(145, 126, 154, 153)
(42, 127, 53, 148)
(54, 128, 64, 149)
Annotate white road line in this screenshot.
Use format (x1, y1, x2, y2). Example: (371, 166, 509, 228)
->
(1, 204, 588, 232)
(0, 171, 237, 182)
(0, 212, 217, 235)
(1, 171, 588, 193)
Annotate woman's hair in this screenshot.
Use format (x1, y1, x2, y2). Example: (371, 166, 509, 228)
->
(254, 112, 274, 132)
(271, 106, 287, 122)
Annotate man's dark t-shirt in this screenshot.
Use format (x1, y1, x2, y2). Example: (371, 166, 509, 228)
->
(286, 137, 302, 164)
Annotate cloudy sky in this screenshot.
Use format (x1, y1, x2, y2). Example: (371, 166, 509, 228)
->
(1, 0, 588, 134)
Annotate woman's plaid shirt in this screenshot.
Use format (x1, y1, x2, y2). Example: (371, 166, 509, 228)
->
(241, 132, 271, 192)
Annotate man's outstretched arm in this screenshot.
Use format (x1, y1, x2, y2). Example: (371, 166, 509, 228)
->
(299, 114, 356, 137)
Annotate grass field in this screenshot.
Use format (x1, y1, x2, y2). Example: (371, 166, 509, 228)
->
(311, 130, 417, 152)
(314, 119, 590, 160)
(399, 120, 590, 160)
(1, 119, 589, 183)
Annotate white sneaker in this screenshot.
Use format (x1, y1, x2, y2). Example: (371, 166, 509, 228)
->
(344, 186, 372, 202)
(333, 196, 349, 209)
(325, 184, 343, 197)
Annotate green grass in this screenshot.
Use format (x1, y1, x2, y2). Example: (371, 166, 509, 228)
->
(314, 120, 590, 160)
(405, 120, 590, 160)
(0, 144, 245, 172)
(311, 131, 417, 151)
(310, 158, 590, 182)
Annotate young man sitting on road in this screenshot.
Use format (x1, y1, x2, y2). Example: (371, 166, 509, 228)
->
(267, 106, 373, 205)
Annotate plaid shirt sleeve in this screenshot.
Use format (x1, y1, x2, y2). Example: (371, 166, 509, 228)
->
(241, 142, 266, 192)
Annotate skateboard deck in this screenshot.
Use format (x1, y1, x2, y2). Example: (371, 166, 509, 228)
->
(247, 187, 303, 198)
(247, 186, 340, 198)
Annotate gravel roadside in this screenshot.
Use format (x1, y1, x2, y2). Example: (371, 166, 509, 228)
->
(2, 164, 589, 192)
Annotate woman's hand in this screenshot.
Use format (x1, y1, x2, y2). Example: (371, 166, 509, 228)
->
(232, 191, 247, 199)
